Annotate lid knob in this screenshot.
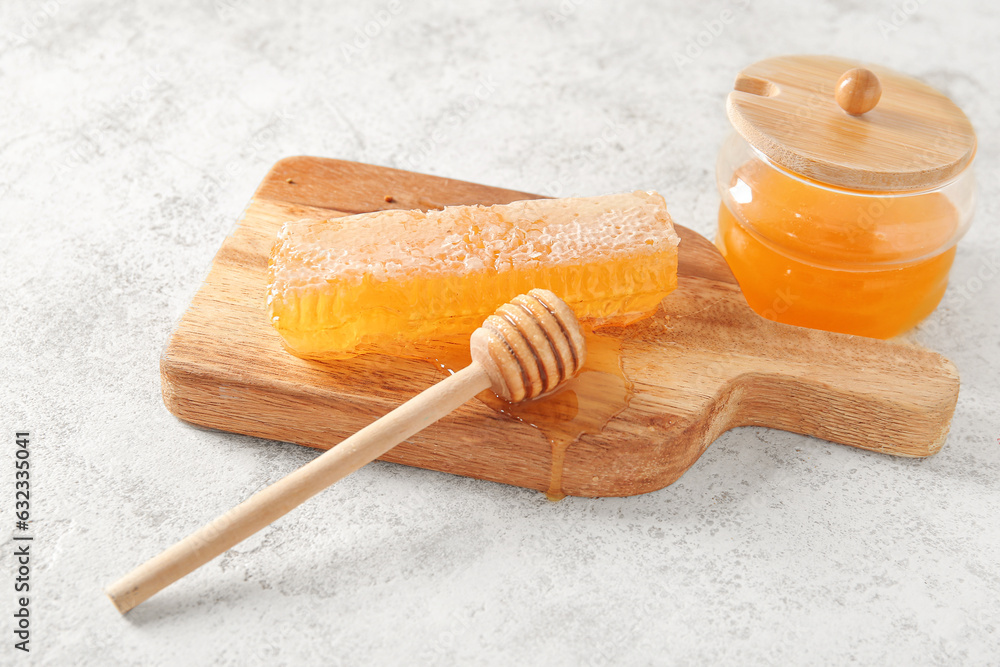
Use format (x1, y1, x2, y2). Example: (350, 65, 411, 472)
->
(835, 68, 882, 115)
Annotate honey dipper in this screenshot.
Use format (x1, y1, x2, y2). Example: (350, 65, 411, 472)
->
(107, 288, 586, 614)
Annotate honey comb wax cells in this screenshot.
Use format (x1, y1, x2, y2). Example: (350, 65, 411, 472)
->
(268, 192, 680, 359)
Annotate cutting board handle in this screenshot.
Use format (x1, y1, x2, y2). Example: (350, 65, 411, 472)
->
(730, 323, 959, 457)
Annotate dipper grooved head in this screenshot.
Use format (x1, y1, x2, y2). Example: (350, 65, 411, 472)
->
(470, 289, 587, 403)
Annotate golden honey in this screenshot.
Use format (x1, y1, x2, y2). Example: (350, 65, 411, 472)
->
(267, 192, 680, 360)
(424, 330, 632, 501)
(715, 132, 975, 339)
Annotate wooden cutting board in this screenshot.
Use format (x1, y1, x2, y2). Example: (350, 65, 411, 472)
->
(161, 157, 960, 498)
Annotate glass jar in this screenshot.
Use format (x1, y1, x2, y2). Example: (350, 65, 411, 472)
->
(716, 55, 977, 339)
(716, 131, 976, 338)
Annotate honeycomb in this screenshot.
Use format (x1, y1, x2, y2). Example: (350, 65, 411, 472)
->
(267, 192, 680, 359)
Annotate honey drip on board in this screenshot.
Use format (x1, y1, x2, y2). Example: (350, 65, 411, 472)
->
(417, 331, 633, 501)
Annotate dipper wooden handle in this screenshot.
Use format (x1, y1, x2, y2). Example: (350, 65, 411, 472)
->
(106, 289, 585, 614)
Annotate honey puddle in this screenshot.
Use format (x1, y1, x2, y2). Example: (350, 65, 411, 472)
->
(415, 331, 633, 501)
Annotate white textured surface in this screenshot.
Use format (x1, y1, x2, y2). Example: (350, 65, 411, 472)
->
(2, 1, 998, 664)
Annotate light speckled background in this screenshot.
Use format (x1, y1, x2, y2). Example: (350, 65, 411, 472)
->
(2, 0, 998, 665)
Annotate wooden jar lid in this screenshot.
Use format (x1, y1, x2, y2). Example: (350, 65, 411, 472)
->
(726, 55, 977, 191)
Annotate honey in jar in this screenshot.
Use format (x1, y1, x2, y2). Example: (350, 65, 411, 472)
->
(716, 55, 976, 339)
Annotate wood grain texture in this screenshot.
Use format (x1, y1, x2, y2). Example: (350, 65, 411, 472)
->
(728, 54, 976, 191)
(161, 157, 960, 498)
(835, 68, 882, 116)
